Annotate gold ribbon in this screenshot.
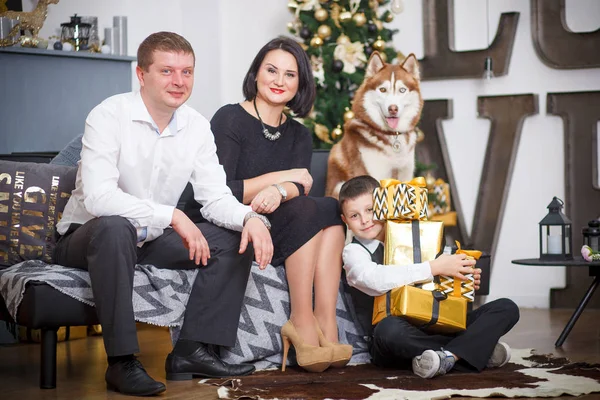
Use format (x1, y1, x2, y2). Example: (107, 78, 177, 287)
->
(380, 177, 427, 188)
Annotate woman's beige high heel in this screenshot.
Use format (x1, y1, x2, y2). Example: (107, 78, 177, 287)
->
(314, 318, 353, 368)
(281, 320, 333, 373)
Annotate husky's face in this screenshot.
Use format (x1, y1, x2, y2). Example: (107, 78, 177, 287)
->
(359, 53, 423, 133)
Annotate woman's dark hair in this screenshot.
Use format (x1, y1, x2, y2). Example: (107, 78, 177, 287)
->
(242, 36, 316, 118)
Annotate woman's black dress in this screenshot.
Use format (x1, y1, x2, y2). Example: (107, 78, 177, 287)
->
(211, 104, 343, 266)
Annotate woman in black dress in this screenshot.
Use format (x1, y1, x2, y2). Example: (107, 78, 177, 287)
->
(211, 38, 351, 372)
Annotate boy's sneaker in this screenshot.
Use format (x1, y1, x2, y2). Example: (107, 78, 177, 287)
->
(412, 350, 455, 379)
(486, 342, 511, 368)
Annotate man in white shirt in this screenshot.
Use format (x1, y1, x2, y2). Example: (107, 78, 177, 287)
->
(54, 32, 273, 396)
(339, 176, 519, 380)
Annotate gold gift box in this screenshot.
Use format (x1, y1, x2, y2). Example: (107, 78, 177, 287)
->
(373, 285, 467, 334)
(428, 178, 452, 215)
(373, 178, 429, 221)
(436, 242, 482, 302)
(373, 220, 449, 325)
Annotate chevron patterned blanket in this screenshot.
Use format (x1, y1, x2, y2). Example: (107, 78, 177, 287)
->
(0, 260, 369, 369)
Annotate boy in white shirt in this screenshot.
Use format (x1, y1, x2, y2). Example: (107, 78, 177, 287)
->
(339, 175, 520, 378)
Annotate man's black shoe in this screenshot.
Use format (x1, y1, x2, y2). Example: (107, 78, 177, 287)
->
(106, 358, 166, 396)
(165, 343, 255, 380)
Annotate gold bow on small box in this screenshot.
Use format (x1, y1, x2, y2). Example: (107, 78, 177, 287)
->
(373, 177, 429, 221)
(436, 241, 482, 302)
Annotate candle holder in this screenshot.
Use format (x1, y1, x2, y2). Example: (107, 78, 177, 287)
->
(539, 197, 573, 261)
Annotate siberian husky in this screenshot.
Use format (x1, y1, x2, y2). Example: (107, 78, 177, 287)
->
(325, 52, 423, 198)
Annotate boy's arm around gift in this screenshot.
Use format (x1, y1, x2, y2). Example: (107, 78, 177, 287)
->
(342, 241, 432, 296)
(342, 242, 481, 297)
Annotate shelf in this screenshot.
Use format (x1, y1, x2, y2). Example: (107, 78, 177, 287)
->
(0, 46, 136, 62)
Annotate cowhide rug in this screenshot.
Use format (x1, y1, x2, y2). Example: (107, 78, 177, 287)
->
(200, 349, 600, 400)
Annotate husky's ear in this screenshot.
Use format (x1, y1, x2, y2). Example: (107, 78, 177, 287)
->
(401, 54, 420, 81)
(365, 52, 385, 78)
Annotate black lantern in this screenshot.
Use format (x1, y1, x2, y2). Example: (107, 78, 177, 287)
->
(582, 220, 600, 252)
(539, 197, 573, 261)
(60, 14, 91, 51)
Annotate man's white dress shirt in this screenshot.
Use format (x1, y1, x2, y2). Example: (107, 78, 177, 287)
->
(342, 236, 433, 297)
(57, 92, 252, 243)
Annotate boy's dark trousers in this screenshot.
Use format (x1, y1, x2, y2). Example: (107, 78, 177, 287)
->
(369, 298, 520, 371)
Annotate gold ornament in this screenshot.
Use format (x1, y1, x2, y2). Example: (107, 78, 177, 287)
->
(339, 10, 352, 23)
(336, 34, 350, 44)
(343, 108, 355, 122)
(373, 37, 385, 51)
(384, 12, 394, 22)
(287, 0, 298, 12)
(314, 123, 333, 144)
(425, 172, 436, 189)
(332, 125, 344, 140)
(317, 24, 332, 39)
(375, 19, 383, 30)
(310, 35, 324, 47)
(369, 0, 379, 9)
(0, 0, 59, 41)
(353, 12, 367, 27)
(314, 8, 328, 22)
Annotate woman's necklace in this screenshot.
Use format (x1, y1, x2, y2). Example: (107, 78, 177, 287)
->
(253, 97, 283, 141)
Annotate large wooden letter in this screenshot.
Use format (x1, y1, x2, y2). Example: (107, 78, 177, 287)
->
(531, 0, 600, 69)
(419, 0, 519, 80)
(548, 91, 600, 308)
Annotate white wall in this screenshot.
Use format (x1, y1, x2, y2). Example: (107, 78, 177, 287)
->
(30, 0, 600, 307)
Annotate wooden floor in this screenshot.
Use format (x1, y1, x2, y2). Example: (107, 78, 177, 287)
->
(1, 308, 599, 399)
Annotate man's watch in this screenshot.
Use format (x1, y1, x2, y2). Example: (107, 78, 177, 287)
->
(244, 211, 271, 230)
(272, 183, 287, 201)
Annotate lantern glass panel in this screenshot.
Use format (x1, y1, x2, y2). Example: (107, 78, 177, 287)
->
(564, 225, 570, 254)
(546, 225, 563, 255)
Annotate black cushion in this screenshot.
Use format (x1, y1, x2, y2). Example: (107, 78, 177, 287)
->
(0, 160, 77, 267)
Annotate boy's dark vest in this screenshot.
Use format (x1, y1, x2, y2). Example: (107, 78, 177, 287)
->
(344, 238, 384, 338)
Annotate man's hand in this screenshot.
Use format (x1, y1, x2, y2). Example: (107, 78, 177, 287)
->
(251, 186, 282, 214)
(240, 217, 273, 270)
(429, 254, 477, 281)
(171, 208, 210, 266)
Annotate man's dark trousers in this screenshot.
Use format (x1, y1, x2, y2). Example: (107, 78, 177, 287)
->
(53, 215, 253, 356)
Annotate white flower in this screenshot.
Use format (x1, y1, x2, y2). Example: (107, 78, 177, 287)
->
(311, 55, 325, 86)
(333, 41, 367, 74)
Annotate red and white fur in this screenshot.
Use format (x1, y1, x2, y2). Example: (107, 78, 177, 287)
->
(325, 52, 423, 198)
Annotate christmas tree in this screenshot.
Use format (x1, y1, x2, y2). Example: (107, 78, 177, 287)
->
(287, 0, 405, 149)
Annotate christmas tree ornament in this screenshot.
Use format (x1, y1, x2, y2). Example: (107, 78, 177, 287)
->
(390, 0, 404, 14)
(317, 24, 332, 39)
(314, 123, 333, 144)
(364, 45, 373, 56)
(332, 125, 344, 140)
(384, 11, 394, 22)
(332, 59, 344, 73)
(336, 34, 350, 44)
(373, 37, 386, 51)
(353, 12, 367, 27)
(367, 22, 378, 33)
(310, 35, 324, 47)
(53, 41, 63, 50)
(343, 107, 355, 122)
(300, 27, 312, 39)
(369, 0, 379, 9)
(375, 19, 383, 30)
(314, 8, 329, 22)
(339, 10, 352, 23)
